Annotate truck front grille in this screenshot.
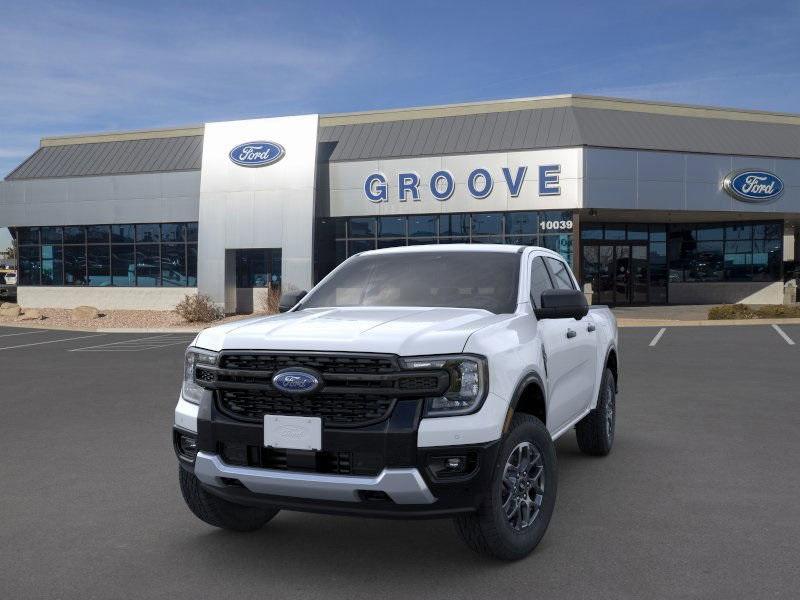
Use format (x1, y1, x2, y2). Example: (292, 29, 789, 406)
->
(217, 389, 395, 427)
(203, 352, 449, 428)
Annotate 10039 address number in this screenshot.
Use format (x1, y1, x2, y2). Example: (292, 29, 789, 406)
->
(539, 220, 573, 232)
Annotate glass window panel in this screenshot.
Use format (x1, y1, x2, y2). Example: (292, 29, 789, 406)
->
(19, 246, 40, 285)
(540, 235, 573, 267)
(235, 250, 267, 288)
(470, 236, 504, 244)
(334, 240, 347, 264)
(440, 214, 469, 237)
(407, 238, 437, 246)
(87, 245, 111, 286)
(649, 242, 667, 265)
(41, 226, 63, 244)
(604, 224, 626, 240)
(685, 241, 723, 282)
(377, 238, 406, 249)
(725, 224, 752, 240)
(86, 225, 109, 244)
(695, 225, 723, 241)
(186, 222, 198, 242)
(544, 257, 576, 290)
(506, 212, 538, 235)
(136, 245, 160, 286)
(724, 253, 752, 281)
(753, 239, 781, 254)
(627, 225, 648, 240)
(63, 226, 85, 244)
(725, 240, 752, 254)
(64, 245, 87, 286)
(162, 244, 187, 286)
(438, 237, 469, 244)
(269, 250, 282, 286)
(334, 219, 347, 238)
(753, 222, 782, 240)
(18, 227, 40, 245)
(541, 211, 574, 232)
(161, 223, 185, 242)
(505, 235, 537, 246)
(348, 217, 376, 238)
(530, 257, 554, 308)
(111, 245, 136, 287)
(409, 215, 437, 238)
(111, 224, 135, 243)
(187, 245, 198, 286)
(136, 223, 161, 243)
(41, 245, 63, 286)
(471, 213, 503, 236)
(648, 224, 667, 242)
(378, 216, 405, 238)
(581, 224, 603, 240)
(348, 239, 375, 257)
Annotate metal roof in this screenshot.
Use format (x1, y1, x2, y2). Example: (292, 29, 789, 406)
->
(320, 106, 800, 161)
(7, 94, 800, 180)
(6, 135, 203, 180)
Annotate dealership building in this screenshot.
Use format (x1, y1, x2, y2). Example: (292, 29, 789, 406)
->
(0, 94, 798, 311)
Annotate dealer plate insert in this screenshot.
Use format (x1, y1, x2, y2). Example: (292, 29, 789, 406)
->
(264, 415, 322, 451)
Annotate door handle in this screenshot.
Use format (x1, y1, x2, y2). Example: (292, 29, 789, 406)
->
(587, 323, 596, 332)
(566, 329, 577, 339)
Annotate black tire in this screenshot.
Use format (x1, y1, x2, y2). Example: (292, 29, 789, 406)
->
(454, 414, 557, 561)
(575, 368, 616, 456)
(179, 468, 279, 532)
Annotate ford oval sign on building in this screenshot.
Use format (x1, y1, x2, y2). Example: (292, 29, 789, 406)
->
(723, 169, 784, 203)
(272, 369, 320, 394)
(229, 141, 285, 167)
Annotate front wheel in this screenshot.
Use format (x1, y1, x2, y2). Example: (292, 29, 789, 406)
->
(179, 468, 279, 532)
(454, 414, 557, 560)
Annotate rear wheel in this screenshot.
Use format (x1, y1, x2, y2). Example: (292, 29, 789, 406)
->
(454, 414, 557, 560)
(179, 468, 279, 532)
(575, 368, 616, 456)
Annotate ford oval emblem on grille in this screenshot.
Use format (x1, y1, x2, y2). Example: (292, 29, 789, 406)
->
(272, 369, 321, 394)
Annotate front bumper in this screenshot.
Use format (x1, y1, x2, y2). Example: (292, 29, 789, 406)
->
(175, 388, 502, 518)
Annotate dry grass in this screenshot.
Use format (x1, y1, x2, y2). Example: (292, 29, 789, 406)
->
(255, 283, 282, 314)
(708, 304, 800, 320)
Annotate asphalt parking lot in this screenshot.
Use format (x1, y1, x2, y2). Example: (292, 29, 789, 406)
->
(1, 324, 798, 599)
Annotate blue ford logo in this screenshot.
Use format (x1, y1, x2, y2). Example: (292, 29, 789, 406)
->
(272, 369, 320, 394)
(723, 170, 784, 203)
(229, 141, 285, 167)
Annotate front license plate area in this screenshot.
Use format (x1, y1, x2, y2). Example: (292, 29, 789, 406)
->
(264, 415, 322, 451)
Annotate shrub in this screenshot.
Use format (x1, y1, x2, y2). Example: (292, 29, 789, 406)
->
(256, 283, 282, 314)
(708, 303, 800, 320)
(176, 294, 223, 323)
(707, 304, 757, 320)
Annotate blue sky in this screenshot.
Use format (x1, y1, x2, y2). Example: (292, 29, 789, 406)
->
(1, 0, 799, 249)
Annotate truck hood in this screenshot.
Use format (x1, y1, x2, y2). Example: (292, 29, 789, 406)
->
(193, 307, 509, 356)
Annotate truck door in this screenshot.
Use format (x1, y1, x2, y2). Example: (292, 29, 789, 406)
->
(531, 255, 598, 434)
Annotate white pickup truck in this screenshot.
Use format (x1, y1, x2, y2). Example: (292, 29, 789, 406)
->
(174, 244, 618, 560)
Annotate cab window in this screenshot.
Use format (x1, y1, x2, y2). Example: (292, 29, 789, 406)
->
(530, 256, 554, 308)
(544, 257, 576, 291)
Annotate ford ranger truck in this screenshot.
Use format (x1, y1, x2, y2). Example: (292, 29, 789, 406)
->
(174, 245, 618, 560)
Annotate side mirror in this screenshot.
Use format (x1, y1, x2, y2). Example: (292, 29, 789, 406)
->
(279, 290, 308, 313)
(535, 289, 589, 320)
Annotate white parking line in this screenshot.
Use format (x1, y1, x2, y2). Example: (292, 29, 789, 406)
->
(69, 334, 194, 352)
(649, 327, 667, 347)
(0, 330, 49, 339)
(771, 324, 795, 346)
(0, 333, 106, 351)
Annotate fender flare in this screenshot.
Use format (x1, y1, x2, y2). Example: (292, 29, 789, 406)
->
(503, 370, 547, 433)
(603, 344, 620, 392)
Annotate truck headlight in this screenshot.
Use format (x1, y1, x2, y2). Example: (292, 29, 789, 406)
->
(400, 355, 488, 417)
(182, 347, 218, 404)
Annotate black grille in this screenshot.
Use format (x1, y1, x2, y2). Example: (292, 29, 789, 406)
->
(218, 389, 395, 427)
(219, 442, 373, 475)
(220, 353, 397, 374)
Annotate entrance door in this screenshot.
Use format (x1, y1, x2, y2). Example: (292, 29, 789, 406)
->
(582, 243, 648, 305)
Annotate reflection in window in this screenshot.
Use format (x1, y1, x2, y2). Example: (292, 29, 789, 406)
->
(64, 246, 87, 285)
(162, 244, 187, 286)
(87, 245, 111, 286)
(112, 246, 136, 287)
(136, 245, 160, 286)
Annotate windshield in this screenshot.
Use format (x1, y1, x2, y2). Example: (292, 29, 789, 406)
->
(301, 251, 521, 314)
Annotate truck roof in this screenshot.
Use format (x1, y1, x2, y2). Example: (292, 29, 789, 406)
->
(358, 243, 562, 258)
